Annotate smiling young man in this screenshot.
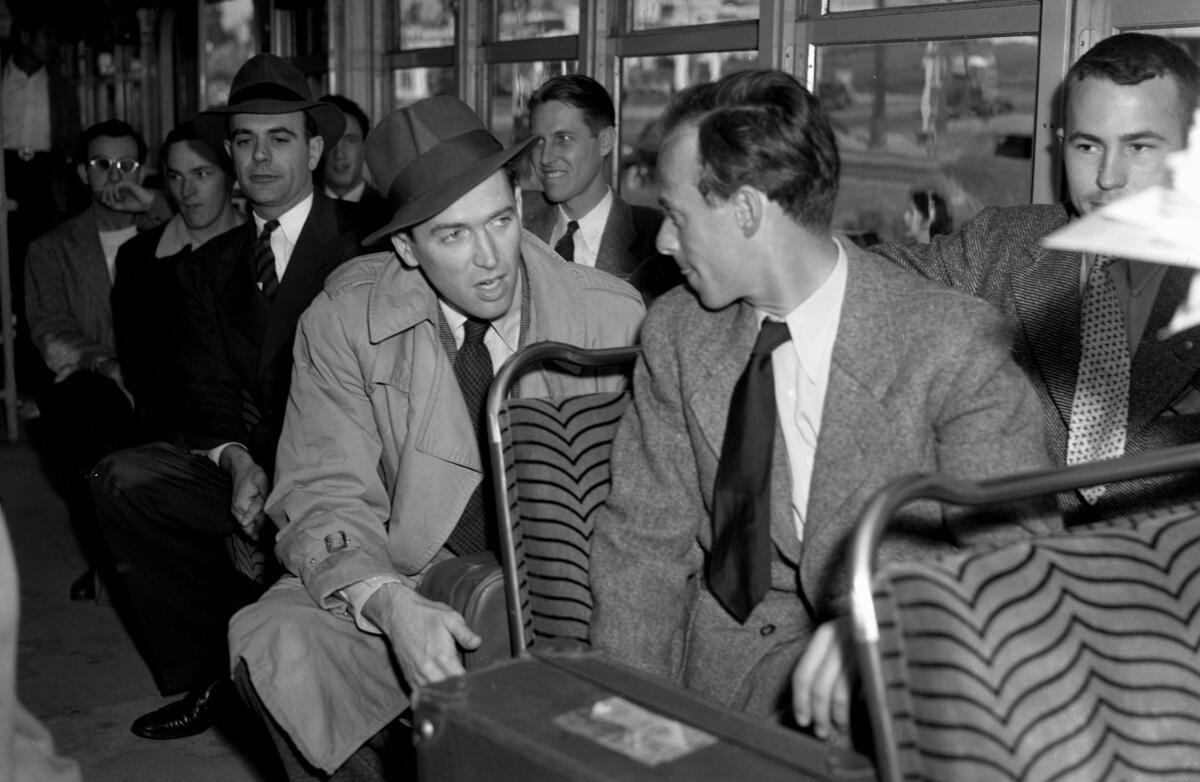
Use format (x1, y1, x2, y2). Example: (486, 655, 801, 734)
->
(523, 73, 680, 302)
(89, 54, 364, 742)
(227, 95, 642, 780)
(873, 33, 1200, 524)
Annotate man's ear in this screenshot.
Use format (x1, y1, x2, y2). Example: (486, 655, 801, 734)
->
(391, 233, 419, 269)
(307, 135, 325, 171)
(224, 139, 233, 159)
(77, 163, 88, 186)
(598, 126, 616, 158)
(732, 186, 763, 238)
(514, 185, 524, 224)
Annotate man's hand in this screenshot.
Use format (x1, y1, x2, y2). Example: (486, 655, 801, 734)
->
(792, 617, 856, 740)
(100, 180, 156, 213)
(362, 582, 481, 688)
(220, 445, 270, 539)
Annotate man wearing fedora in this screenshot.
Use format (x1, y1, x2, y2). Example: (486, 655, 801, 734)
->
(227, 95, 643, 780)
(88, 53, 365, 741)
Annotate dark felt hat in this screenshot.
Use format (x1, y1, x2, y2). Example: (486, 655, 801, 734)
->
(194, 54, 346, 150)
(363, 95, 537, 245)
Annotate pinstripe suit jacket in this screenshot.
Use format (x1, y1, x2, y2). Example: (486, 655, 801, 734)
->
(591, 242, 1058, 718)
(873, 204, 1200, 522)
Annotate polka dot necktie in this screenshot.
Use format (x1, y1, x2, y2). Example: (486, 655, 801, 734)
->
(554, 220, 579, 262)
(1066, 256, 1130, 503)
(444, 318, 495, 555)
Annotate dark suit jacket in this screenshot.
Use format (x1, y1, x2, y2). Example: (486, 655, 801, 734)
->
(522, 189, 682, 304)
(873, 204, 1200, 522)
(181, 193, 363, 474)
(591, 242, 1058, 718)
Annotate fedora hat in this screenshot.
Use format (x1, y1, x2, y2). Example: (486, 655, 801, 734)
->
(363, 95, 537, 245)
(194, 54, 345, 150)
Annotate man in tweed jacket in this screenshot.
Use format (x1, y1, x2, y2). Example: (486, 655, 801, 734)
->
(590, 70, 1059, 746)
(873, 33, 1200, 524)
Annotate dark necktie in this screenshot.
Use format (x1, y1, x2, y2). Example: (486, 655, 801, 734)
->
(708, 320, 791, 623)
(254, 219, 281, 298)
(554, 220, 579, 262)
(444, 318, 495, 555)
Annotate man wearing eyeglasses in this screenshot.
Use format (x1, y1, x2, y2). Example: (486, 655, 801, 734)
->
(24, 118, 169, 603)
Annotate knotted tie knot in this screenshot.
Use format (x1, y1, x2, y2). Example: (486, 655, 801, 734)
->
(554, 220, 580, 262)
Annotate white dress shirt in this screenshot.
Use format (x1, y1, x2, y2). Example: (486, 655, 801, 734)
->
(763, 237, 848, 541)
(325, 181, 366, 203)
(252, 192, 314, 288)
(2, 62, 51, 152)
(549, 187, 613, 268)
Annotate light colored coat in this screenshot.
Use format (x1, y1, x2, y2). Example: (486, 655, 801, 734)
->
(229, 233, 643, 772)
(590, 243, 1060, 718)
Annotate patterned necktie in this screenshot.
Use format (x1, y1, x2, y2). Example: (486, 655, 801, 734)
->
(444, 318, 495, 555)
(254, 219, 281, 298)
(554, 220, 579, 262)
(708, 320, 791, 623)
(1066, 256, 1131, 503)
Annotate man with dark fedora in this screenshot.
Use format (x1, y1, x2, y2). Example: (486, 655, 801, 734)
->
(88, 53, 365, 741)
(227, 95, 643, 780)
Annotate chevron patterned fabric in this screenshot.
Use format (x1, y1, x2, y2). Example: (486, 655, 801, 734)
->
(872, 502, 1200, 781)
(499, 391, 631, 648)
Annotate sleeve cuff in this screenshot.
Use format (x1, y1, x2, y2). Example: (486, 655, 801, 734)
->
(340, 575, 407, 634)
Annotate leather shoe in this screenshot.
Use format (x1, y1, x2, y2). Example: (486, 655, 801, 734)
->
(130, 679, 229, 740)
(69, 569, 96, 602)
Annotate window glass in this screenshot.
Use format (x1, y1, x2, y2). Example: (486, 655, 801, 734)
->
(496, 0, 579, 41)
(393, 67, 457, 106)
(814, 36, 1038, 246)
(618, 51, 757, 206)
(827, 0, 982, 12)
(631, 0, 756, 32)
(398, 0, 455, 49)
(202, 0, 258, 109)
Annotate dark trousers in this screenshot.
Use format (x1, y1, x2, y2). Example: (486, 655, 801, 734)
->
(233, 660, 414, 782)
(89, 441, 267, 695)
(38, 370, 135, 569)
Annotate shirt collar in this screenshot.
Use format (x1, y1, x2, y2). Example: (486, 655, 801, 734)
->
(759, 236, 849, 384)
(253, 191, 314, 243)
(325, 181, 366, 203)
(557, 187, 612, 251)
(436, 262, 524, 355)
(1082, 252, 1166, 297)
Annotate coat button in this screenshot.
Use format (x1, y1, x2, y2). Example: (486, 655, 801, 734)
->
(1184, 340, 1195, 351)
(760, 624, 776, 637)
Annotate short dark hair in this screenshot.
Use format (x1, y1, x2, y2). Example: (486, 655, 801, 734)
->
(319, 94, 371, 138)
(1067, 32, 1200, 126)
(161, 121, 233, 177)
(11, 7, 55, 39)
(528, 74, 615, 135)
(78, 119, 148, 164)
(660, 69, 840, 231)
(910, 189, 951, 238)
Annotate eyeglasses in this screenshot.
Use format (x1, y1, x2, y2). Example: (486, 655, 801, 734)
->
(87, 156, 141, 174)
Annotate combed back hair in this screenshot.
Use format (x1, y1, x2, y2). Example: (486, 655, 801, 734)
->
(1068, 32, 1200, 124)
(660, 69, 840, 231)
(162, 121, 234, 177)
(528, 74, 615, 135)
(320, 94, 371, 136)
(911, 189, 952, 238)
(78, 119, 148, 164)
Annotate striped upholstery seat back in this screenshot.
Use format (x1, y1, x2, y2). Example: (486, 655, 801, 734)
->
(498, 391, 631, 649)
(872, 503, 1200, 781)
